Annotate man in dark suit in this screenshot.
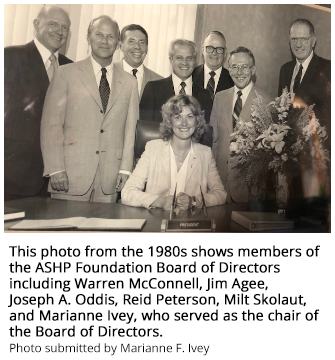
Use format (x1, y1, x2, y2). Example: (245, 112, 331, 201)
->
(140, 39, 213, 125)
(278, 18, 331, 201)
(115, 24, 163, 99)
(4, 5, 72, 201)
(278, 19, 331, 147)
(193, 31, 234, 99)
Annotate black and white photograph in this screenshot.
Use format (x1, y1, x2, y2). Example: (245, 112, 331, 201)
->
(4, 4, 331, 233)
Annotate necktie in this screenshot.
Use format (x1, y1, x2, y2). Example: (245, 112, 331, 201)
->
(206, 71, 216, 99)
(47, 53, 57, 82)
(180, 82, 186, 95)
(232, 90, 242, 130)
(293, 64, 303, 94)
(132, 69, 138, 78)
(99, 68, 110, 114)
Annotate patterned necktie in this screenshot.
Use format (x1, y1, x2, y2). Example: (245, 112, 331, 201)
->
(99, 68, 110, 114)
(206, 71, 216, 99)
(47, 53, 57, 82)
(293, 64, 303, 94)
(232, 90, 242, 129)
(132, 69, 138, 78)
(180, 81, 186, 95)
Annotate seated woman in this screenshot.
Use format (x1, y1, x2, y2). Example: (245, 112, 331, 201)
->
(122, 95, 227, 210)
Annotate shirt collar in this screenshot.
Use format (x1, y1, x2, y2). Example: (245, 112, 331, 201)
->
(122, 59, 144, 77)
(172, 73, 193, 90)
(204, 63, 222, 78)
(234, 81, 253, 97)
(91, 56, 113, 76)
(34, 38, 59, 65)
(296, 50, 314, 69)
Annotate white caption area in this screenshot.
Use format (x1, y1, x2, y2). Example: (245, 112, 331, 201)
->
(4, 234, 334, 360)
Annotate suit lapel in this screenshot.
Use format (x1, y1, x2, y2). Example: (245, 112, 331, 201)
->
(106, 65, 126, 114)
(160, 142, 171, 189)
(185, 145, 199, 187)
(216, 66, 226, 93)
(194, 65, 205, 88)
(224, 88, 234, 134)
(141, 66, 148, 98)
(25, 41, 49, 93)
(298, 53, 319, 96)
(240, 84, 255, 122)
(285, 60, 296, 89)
(165, 75, 176, 97)
(77, 58, 103, 109)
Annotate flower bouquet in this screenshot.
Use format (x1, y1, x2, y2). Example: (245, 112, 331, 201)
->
(229, 87, 330, 210)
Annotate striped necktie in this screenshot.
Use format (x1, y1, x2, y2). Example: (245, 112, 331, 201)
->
(232, 90, 242, 129)
(180, 82, 186, 95)
(206, 71, 216, 99)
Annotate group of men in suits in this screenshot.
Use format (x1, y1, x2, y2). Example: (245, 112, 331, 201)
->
(4, 6, 331, 204)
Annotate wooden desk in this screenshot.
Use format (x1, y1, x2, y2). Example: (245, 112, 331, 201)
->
(4, 197, 328, 233)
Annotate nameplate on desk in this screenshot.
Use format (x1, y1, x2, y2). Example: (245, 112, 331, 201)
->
(161, 219, 215, 232)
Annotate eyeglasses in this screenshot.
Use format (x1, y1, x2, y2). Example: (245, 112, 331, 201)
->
(228, 64, 254, 73)
(290, 36, 313, 45)
(205, 46, 225, 54)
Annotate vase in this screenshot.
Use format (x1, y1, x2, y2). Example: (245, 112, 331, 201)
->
(276, 171, 288, 215)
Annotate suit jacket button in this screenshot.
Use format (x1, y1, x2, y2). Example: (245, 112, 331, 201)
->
(100, 110, 103, 113)
(96, 151, 99, 154)
(100, 129, 104, 133)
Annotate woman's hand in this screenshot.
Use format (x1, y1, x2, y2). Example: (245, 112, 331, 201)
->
(152, 195, 174, 210)
(176, 192, 191, 210)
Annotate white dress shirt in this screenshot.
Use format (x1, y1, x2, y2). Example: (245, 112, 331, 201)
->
(204, 63, 222, 93)
(122, 59, 143, 96)
(290, 50, 314, 98)
(232, 81, 253, 112)
(34, 38, 59, 72)
(172, 73, 193, 95)
(91, 56, 113, 87)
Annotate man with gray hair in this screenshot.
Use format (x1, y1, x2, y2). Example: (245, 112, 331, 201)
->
(140, 39, 212, 128)
(193, 31, 234, 99)
(210, 46, 272, 202)
(41, 15, 139, 203)
(4, 5, 72, 200)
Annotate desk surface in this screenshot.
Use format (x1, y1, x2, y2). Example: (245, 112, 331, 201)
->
(4, 197, 328, 233)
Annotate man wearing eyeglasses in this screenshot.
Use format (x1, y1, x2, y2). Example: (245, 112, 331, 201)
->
(210, 47, 272, 202)
(193, 31, 234, 99)
(279, 18, 330, 200)
(279, 20, 330, 115)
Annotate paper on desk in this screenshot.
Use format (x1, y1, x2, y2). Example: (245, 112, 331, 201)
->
(10, 217, 146, 230)
(10, 217, 86, 230)
(78, 218, 146, 230)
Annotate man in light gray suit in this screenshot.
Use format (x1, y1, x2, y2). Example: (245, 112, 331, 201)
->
(41, 15, 139, 203)
(210, 47, 273, 203)
(115, 24, 163, 99)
